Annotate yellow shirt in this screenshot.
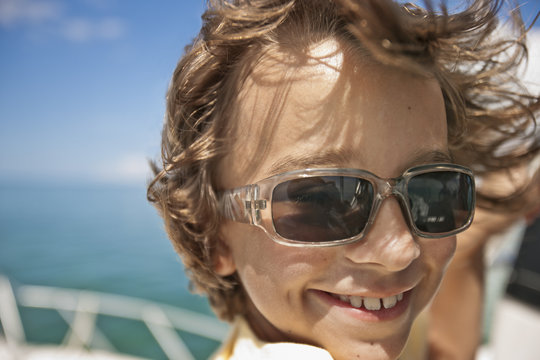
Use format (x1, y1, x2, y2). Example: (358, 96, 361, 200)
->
(210, 311, 428, 360)
(210, 317, 333, 360)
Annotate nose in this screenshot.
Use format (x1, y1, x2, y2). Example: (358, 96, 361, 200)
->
(343, 198, 421, 271)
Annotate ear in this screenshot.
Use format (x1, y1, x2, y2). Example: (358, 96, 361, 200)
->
(213, 236, 236, 276)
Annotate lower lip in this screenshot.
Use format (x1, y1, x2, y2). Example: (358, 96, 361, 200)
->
(313, 290, 411, 322)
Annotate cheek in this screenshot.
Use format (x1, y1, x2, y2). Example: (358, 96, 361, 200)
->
(420, 235, 457, 291)
(223, 222, 333, 301)
(410, 236, 456, 316)
(428, 236, 457, 271)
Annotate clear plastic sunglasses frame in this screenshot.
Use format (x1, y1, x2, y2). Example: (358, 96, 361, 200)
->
(219, 163, 475, 247)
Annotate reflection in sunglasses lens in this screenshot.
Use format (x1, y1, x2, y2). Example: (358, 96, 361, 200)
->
(408, 172, 473, 233)
(272, 176, 374, 242)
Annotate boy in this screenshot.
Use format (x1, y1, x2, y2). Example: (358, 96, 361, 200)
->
(148, 1, 539, 359)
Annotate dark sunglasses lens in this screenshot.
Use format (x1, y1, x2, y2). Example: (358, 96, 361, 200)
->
(408, 171, 474, 234)
(271, 176, 374, 242)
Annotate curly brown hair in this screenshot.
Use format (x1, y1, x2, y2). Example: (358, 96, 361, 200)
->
(147, 0, 540, 320)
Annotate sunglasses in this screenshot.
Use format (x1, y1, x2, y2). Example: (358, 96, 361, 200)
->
(219, 163, 475, 247)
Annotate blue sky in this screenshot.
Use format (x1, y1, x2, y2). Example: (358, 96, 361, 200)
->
(0, 0, 205, 185)
(1, 0, 539, 186)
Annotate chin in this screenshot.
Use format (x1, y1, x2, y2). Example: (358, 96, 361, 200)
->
(325, 331, 411, 360)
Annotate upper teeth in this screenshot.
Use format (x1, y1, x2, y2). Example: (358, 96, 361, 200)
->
(332, 292, 404, 310)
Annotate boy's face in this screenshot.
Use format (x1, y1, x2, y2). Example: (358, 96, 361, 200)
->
(216, 39, 455, 360)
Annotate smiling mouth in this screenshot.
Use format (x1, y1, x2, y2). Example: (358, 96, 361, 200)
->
(328, 292, 405, 311)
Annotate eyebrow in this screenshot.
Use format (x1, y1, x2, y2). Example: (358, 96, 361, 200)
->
(267, 148, 452, 176)
(268, 148, 363, 176)
(406, 149, 453, 168)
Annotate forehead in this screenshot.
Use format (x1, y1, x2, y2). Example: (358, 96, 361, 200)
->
(218, 38, 447, 188)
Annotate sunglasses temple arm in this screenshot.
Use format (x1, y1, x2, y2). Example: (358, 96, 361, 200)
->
(219, 185, 257, 224)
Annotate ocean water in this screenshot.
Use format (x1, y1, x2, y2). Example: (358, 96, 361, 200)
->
(0, 182, 222, 359)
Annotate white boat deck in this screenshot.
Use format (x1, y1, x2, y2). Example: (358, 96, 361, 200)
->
(0, 276, 228, 360)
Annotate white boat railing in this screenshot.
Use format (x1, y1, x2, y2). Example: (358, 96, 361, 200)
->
(0, 275, 229, 360)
